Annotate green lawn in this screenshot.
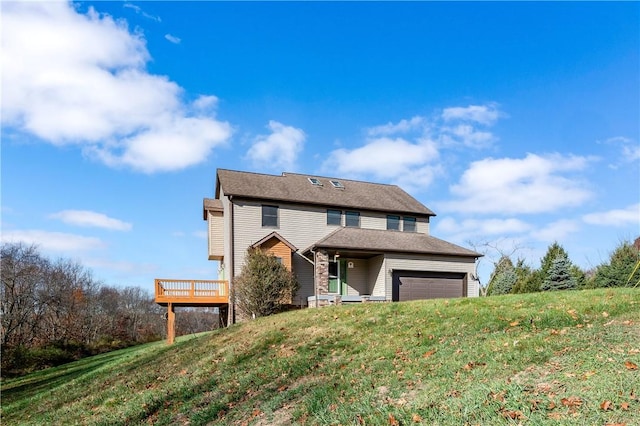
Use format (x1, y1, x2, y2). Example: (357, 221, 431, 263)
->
(2, 288, 639, 425)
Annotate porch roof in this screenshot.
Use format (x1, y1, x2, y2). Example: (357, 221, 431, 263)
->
(306, 227, 482, 258)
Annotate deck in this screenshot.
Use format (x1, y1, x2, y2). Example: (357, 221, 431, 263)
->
(155, 279, 229, 307)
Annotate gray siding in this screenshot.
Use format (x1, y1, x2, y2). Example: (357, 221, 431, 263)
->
(207, 211, 224, 260)
(416, 217, 429, 235)
(232, 200, 336, 276)
(345, 259, 368, 296)
(221, 190, 232, 281)
(368, 255, 386, 297)
(292, 253, 314, 302)
(360, 212, 387, 230)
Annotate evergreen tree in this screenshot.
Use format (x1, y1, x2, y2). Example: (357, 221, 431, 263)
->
(592, 240, 640, 288)
(486, 256, 514, 296)
(539, 242, 568, 276)
(511, 258, 538, 293)
(541, 254, 577, 291)
(492, 267, 517, 295)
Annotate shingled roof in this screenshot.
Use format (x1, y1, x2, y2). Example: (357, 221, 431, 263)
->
(309, 227, 482, 258)
(215, 169, 436, 216)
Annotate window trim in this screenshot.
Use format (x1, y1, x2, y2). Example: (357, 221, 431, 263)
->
(345, 211, 360, 228)
(327, 209, 342, 226)
(261, 205, 279, 227)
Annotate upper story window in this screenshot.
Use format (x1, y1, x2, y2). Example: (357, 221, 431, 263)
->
(262, 205, 279, 227)
(330, 180, 344, 189)
(308, 177, 323, 186)
(345, 211, 360, 228)
(403, 216, 417, 232)
(386, 215, 400, 231)
(327, 209, 342, 226)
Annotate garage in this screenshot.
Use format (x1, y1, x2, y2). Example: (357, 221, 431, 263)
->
(392, 270, 466, 301)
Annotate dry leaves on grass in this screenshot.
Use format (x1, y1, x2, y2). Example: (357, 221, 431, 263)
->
(499, 408, 525, 420)
(624, 361, 638, 370)
(422, 349, 436, 358)
(600, 400, 613, 411)
(561, 396, 583, 414)
(561, 396, 583, 408)
(462, 361, 486, 371)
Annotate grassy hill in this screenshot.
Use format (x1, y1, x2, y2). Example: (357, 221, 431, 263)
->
(2, 288, 639, 425)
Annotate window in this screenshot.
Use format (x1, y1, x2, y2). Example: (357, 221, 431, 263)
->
(327, 209, 342, 226)
(403, 217, 417, 232)
(330, 180, 344, 189)
(387, 215, 400, 231)
(308, 177, 323, 186)
(262, 205, 278, 227)
(345, 211, 360, 227)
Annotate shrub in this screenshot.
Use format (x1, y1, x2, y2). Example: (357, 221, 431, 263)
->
(232, 248, 299, 319)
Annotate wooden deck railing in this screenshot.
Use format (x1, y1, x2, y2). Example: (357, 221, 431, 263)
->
(155, 279, 229, 305)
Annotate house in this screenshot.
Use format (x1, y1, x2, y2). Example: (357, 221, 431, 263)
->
(203, 169, 482, 321)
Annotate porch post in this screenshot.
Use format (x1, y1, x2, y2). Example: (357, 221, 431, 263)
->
(167, 303, 175, 344)
(316, 249, 329, 296)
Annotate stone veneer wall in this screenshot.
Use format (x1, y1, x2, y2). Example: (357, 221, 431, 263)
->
(315, 249, 329, 295)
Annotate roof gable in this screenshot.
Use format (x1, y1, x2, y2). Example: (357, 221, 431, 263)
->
(215, 169, 435, 216)
(250, 231, 297, 251)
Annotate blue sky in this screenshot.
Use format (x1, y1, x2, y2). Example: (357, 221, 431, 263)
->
(2, 1, 639, 294)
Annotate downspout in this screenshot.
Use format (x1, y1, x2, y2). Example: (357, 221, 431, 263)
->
(229, 195, 235, 325)
(310, 248, 317, 308)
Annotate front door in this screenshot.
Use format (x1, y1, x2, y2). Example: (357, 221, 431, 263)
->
(328, 259, 348, 295)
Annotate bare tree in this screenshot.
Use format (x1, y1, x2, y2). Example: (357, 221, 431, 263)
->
(467, 238, 529, 296)
(1, 243, 47, 347)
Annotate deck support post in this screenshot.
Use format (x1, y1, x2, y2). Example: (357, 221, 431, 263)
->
(167, 303, 175, 344)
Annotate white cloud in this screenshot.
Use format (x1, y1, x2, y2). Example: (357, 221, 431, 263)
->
(439, 124, 495, 148)
(246, 121, 306, 171)
(164, 34, 181, 44)
(367, 116, 424, 136)
(323, 102, 501, 191)
(1, 2, 231, 173)
(435, 217, 531, 244)
(192, 230, 208, 239)
(442, 104, 500, 125)
(443, 153, 593, 214)
(1, 229, 105, 253)
(531, 219, 580, 242)
(583, 203, 640, 227)
(605, 136, 640, 163)
(123, 3, 161, 22)
(85, 257, 157, 275)
(622, 144, 640, 162)
(437, 217, 531, 236)
(49, 210, 132, 231)
(322, 137, 440, 190)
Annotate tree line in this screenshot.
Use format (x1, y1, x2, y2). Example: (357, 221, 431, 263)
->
(1, 243, 219, 377)
(484, 238, 640, 296)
